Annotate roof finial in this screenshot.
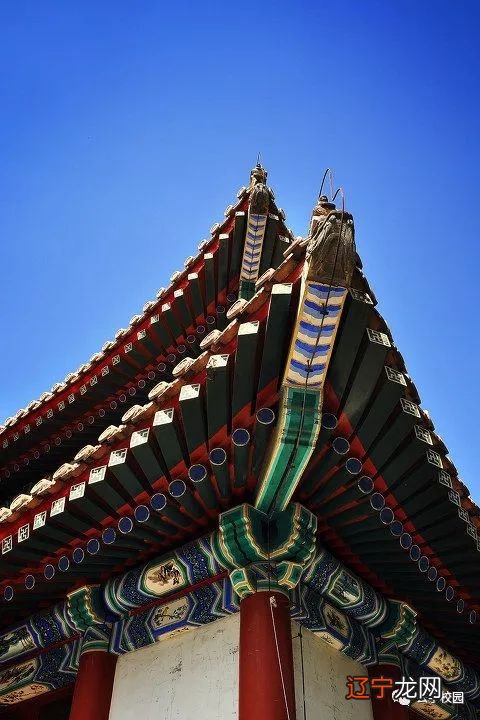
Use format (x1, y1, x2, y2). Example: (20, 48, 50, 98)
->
(249, 156, 267, 189)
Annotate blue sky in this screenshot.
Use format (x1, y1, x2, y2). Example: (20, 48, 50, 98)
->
(1, 1, 479, 497)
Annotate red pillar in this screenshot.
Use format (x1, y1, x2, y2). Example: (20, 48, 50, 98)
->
(368, 664, 409, 720)
(239, 591, 296, 720)
(69, 650, 117, 720)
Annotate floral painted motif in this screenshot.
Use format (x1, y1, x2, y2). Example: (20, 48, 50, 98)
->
(0, 683, 50, 706)
(428, 648, 462, 682)
(411, 701, 451, 719)
(144, 560, 184, 596)
(151, 599, 190, 630)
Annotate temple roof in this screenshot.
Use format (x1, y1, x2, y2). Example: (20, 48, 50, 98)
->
(0, 165, 478, 672)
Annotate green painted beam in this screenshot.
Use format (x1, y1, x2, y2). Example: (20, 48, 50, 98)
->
(152, 408, 188, 473)
(256, 283, 293, 396)
(206, 354, 230, 442)
(232, 321, 260, 423)
(179, 384, 208, 463)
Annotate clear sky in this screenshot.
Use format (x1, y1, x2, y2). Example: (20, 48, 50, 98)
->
(1, 1, 479, 498)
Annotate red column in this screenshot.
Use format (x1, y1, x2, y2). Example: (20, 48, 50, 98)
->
(368, 664, 409, 720)
(69, 650, 117, 720)
(239, 591, 296, 720)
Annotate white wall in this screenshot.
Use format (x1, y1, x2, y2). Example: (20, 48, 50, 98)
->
(292, 622, 374, 720)
(109, 612, 373, 720)
(109, 614, 239, 720)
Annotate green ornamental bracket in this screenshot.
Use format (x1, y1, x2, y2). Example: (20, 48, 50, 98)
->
(66, 585, 106, 633)
(378, 599, 418, 650)
(255, 201, 356, 515)
(375, 639, 404, 669)
(212, 502, 317, 599)
(81, 624, 112, 655)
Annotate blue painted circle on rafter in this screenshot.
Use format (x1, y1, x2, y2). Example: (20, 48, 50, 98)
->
(445, 586, 455, 602)
(44, 564, 55, 580)
(135, 505, 150, 523)
(390, 520, 404, 537)
(118, 516, 133, 534)
(418, 555, 429, 572)
(321, 414, 337, 430)
(346, 457, 362, 475)
(188, 465, 207, 483)
(169, 479, 186, 498)
(210, 448, 227, 466)
(427, 566, 438, 582)
(357, 476, 373, 494)
(25, 575, 35, 590)
(457, 599, 465, 613)
(409, 545, 421, 562)
(58, 556, 70, 572)
(150, 493, 167, 511)
(380, 507, 394, 525)
(400, 533, 412, 549)
(73, 548, 85, 564)
(332, 437, 349, 455)
(370, 493, 385, 511)
(102, 527, 116, 545)
(87, 538, 100, 555)
(232, 428, 250, 447)
(256, 408, 275, 425)
(436, 577, 446, 592)
(4, 586, 13, 601)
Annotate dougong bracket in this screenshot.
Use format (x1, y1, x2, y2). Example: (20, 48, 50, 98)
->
(212, 502, 317, 599)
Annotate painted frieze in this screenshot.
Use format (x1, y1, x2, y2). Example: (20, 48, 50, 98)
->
(110, 578, 238, 654)
(0, 640, 81, 707)
(104, 536, 222, 616)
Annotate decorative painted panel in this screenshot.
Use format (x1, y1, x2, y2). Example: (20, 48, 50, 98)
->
(285, 283, 346, 388)
(110, 579, 238, 655)
(0, 640, 80, 707)
(0, 604, 76, 667)
(104, 536, 222, 616)
(293, 585, 377, 666)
